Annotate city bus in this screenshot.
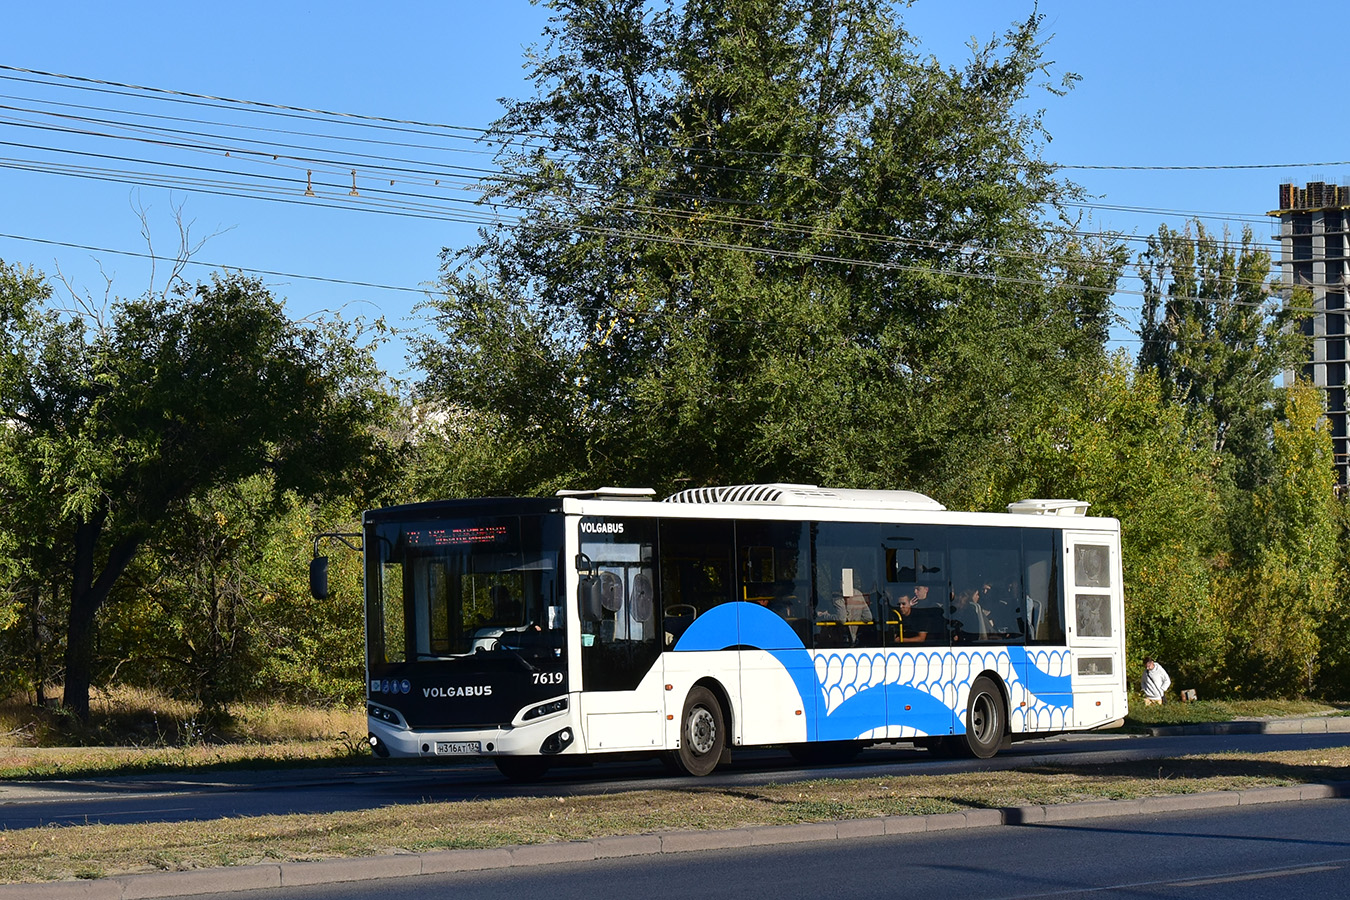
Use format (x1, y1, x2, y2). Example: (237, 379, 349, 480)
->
(319, 484, 1126, 780)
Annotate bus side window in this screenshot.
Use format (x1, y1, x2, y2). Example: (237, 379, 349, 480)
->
(736, 520, 811, 639)
(1025, 530, 1064, 644)
(882, 526, 947, 646)
(813, 523, 886, 649)
(947, 526, 1023, 645)
(659, 518, 735, 644)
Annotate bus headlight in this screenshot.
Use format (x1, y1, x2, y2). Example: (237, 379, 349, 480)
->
(368, 703, 403, 726)
(523, 697, 568, 721)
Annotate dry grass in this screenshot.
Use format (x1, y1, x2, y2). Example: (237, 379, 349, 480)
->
(2, 746, 1348, 884)
(0, 688, 366, 779)
(0, 739, 372, 780)
(0, 687, 365, 747)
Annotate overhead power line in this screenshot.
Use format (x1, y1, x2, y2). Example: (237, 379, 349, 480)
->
(1, 62, 1314, 229)
(0, 63, 1331, 315)
(0, 231, 433, 296)
(1061, 160, 1350, 172)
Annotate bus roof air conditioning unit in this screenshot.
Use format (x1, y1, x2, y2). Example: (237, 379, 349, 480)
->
(664, 483, 945, 511)
(1006, 499, 1090, 516)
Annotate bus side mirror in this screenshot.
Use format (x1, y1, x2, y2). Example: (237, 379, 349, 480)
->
(579, 575, 602, 622)
(309, 556, 330, 600)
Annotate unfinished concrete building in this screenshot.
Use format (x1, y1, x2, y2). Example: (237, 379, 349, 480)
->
(1270, 181, 1350, 482)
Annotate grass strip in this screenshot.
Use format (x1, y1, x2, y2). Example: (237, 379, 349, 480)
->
(0, 739, 376, 781)
(3, 746, 1348, 884)
(1122, 699, 1343, 728)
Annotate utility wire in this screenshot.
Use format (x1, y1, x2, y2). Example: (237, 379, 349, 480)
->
(1, 64, 1319, 232)
(1, 64, 1312, 257)
(0, 231, 432, 296)
(1, 66, 1338, 311)
(9, 65, 1345, 178)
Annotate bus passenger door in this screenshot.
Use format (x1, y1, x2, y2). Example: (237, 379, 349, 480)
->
(1063, 532, 1126, 728)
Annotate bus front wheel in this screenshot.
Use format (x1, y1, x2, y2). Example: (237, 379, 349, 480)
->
(962, 675, 1005, 759)
(669, 686, 725, 777)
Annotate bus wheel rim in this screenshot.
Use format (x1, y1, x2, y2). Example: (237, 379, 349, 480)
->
(688, 707, 717, 755)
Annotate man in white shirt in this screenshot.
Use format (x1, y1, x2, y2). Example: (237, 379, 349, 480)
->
(1141, 656, 1171, 705)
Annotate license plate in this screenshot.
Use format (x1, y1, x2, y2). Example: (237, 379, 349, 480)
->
(435, 741, 481, 755)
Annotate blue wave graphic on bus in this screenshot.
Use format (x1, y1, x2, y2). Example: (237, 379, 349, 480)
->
(672, 602, 1073, 740)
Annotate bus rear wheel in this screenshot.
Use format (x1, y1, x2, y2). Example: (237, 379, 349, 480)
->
(669, 686, 725, 777)
(494, 755, 550, 782)
(962, 675, 1005, 759)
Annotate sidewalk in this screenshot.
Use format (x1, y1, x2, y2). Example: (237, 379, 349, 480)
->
(4, 717, 1349, 900)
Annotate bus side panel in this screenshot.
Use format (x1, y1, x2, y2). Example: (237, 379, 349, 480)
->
(660, 650, 744, 748)
(1020, 647, 1074, 734)
(576, 664, 668, 753)
(810, 649, 899, 742)
(738, 650, 810, 745)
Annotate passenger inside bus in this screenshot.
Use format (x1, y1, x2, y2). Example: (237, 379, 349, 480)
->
(812, 564, 878, 647)
(980, 577, 1024, 640)
(949, 587, 992, 642)
(895, 584, 947, 644)
(888, 584, 931, 643)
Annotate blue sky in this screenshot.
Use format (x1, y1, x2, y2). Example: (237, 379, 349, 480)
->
(3, 1, 1343, 378)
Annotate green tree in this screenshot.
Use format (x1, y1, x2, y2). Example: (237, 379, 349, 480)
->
(416, 0, 1125, 500)
(0, 263, 394, 719)
(1136, 220, 1305, 490)
(1216, 381, 1339, 696)
(101, 480, 367, 715)
(1315, 501, 1350, 699)
(990, 354, 1225, 684)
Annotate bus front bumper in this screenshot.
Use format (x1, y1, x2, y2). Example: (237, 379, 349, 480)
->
(367, 712, 579, 760)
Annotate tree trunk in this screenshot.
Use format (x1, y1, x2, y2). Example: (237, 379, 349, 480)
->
(62, 513, 141, 721)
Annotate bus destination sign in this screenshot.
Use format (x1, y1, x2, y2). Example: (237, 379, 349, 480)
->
(404, 523, 510, 547)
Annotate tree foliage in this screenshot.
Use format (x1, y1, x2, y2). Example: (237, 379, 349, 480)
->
(989, 354, 1225, 683)
(0, 263, 394, 718)
(1215, 382, 1339, 696)
(100, 480, 367, 715)
(416, 0, 1126, 501)
(1137, 221, 1305, 484)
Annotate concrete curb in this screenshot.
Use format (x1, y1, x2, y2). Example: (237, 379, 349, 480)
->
(6, 780, 1350, 900)
(1147, 716, 1350, 737)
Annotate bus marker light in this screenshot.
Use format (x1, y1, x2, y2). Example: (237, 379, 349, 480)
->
(667, 714, 674, 720)
(795, 710, 802, 716)
(904, 705, 911, 711)
(665, 684, 673, 691)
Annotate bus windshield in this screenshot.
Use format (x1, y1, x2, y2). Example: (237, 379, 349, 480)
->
(367, 514, 563, 664)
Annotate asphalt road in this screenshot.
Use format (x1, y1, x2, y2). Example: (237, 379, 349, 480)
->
(155, 798, 1350, 900)
(3, 729, 1349, 829)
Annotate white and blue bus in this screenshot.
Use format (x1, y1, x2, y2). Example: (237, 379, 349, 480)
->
(340, 484, 1126, 780)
